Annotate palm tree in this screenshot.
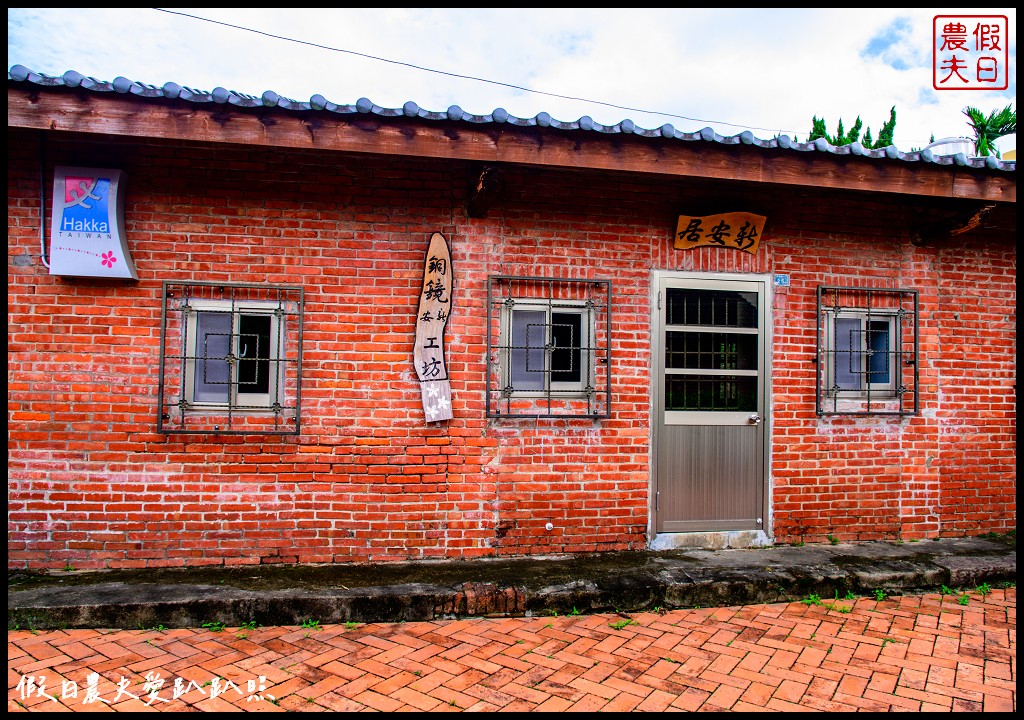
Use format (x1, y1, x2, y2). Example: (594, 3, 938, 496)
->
(963, 104, 1016, 157)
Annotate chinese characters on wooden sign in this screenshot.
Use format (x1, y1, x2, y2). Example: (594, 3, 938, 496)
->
(414, 232, 454, 422)
(674, 212, 767, 255)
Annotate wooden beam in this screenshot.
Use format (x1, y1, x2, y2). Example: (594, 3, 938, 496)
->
(8, 88, 1016, 203)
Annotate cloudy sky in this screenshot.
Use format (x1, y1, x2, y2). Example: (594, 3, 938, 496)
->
(7, 8, 1017, 153)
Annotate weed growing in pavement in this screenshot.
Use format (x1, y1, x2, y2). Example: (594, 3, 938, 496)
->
(977, 529, 1016, 548)
(343, 621, 359, 630)
(63, 563, 75, 572)
(301, 619, 321, 630)
(569, 607, 581, 616)
(802, 594, 824, 606)
(873, 589, 887, 602)
(827, 535, 839, 545)
(957, 593, 971, 606)
(610, 619, 634, 630)
(881, 637, 900, 648)
(823, 593, 853, 613)
(202, 621, 226, 633)
(940, 585, 954, 596)
(844, 591, 857, 600)
(976, 582, 992, 596)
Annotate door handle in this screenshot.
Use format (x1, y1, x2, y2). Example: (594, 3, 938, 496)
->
(748, 414, 762, 425)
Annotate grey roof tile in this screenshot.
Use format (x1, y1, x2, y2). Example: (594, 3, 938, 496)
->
(7, 65, 1016, 172)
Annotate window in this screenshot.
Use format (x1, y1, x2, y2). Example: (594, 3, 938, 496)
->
(817, 286, 918, 416)
(487, 275, 611, 418)
(185, 300, 281, 408)
(158, 282, 304, 434)
(505, 302, 590, 393)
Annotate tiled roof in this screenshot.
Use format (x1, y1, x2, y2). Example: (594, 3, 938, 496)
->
(8, 65, 1016, 173)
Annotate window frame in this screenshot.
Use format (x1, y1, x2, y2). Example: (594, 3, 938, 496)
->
(498, 299, 596, 397)
(486, 275, 611, 419)
(183, 299, 284, 411)
(816, 285, 919, 416)
(825, 310, 899, 396)
(157, 281, 304, 435)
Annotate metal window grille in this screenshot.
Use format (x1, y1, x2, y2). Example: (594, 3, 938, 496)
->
(158, 281, 304, 434)
(816, 285, 918, 416)
(486, 275, 611, 418)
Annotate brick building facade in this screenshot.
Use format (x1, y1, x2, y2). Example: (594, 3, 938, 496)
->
(7, 70, 1016, 569)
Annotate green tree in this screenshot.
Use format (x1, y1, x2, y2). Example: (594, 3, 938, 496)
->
(863, 106, 896, 149)
(963, 104, 1016, 157)
(808, 106, 896, 149)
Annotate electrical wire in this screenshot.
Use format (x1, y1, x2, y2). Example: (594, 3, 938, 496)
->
(153, 8, 802, 136)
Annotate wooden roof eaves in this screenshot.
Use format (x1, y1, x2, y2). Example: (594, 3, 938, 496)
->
(7, 86, 1016, 205)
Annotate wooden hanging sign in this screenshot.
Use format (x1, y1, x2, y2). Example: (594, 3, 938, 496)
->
(675, 212, 767, 254)
(414, 232, 454, 422)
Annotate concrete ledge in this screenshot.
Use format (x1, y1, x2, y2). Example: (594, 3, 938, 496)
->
(8, 538, 1015, 630)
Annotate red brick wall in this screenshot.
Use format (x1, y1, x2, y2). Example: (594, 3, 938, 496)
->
(7, 130, 1016, 569)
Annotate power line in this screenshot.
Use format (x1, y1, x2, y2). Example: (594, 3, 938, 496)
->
(153, 8, 803, 136)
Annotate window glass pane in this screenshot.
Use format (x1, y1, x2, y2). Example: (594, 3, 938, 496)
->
(666, 289, 757, 328)
(867, 320, 890, 384)
(238, 314, 272, 395)
(834, 317, 862, 390)
(194, 311, 231, 403)
(510, 309, 545, 390)
(665, 375, 757, 411)
(666, 331, 756, 370)
(551, 312, 582, 383)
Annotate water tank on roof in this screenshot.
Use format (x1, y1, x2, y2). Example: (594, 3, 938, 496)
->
(923, 137, 974, 157)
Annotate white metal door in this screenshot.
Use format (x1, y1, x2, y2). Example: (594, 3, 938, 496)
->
(653, 273, 769, 533)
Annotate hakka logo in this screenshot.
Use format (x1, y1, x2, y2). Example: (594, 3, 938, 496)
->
(60, 176, 111, 234)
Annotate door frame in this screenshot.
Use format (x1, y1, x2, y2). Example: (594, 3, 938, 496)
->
(648, 270, 774, 544)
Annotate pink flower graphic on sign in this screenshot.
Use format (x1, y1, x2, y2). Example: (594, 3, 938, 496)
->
(101, 251, 117, 268)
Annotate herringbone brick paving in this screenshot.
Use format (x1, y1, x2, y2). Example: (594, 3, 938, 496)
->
(9, 589, 1015, 712)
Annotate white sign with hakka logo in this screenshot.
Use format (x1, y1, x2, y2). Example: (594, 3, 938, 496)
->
(49, 166, 138, 279)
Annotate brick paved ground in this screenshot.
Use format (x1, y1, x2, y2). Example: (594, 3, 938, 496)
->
(9, 588, 1015, 712)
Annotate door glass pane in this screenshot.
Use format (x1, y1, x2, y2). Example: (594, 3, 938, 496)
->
(194, 311, 231, 403)
(510, 309, 545, 390)
(665, 375, 757, 411)
(666, 289, 757, 328)
(666, 331, 757, 370)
